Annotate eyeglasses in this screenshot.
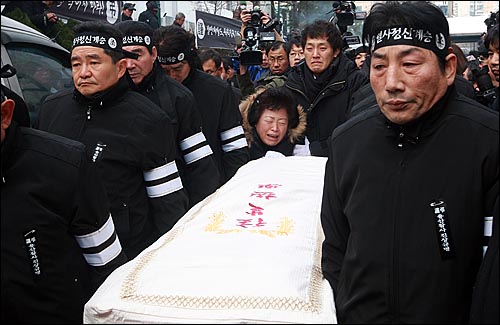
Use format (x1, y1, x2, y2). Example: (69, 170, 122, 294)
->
(289, 51, 303, 57)
(268, 56, 285, 64)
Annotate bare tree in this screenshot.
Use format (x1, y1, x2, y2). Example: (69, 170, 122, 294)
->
(194, 1, 240, 15)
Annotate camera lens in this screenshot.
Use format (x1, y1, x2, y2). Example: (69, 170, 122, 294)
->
(250, 11, 261, 26)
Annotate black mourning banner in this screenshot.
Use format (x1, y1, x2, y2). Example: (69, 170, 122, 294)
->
(52, 1, 123, 24)
(195, 10, 241, 50)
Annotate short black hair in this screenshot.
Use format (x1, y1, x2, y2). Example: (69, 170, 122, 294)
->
(285, 36, 302, 56)
(301, 20, 343, 51)
(267, 41, 287, 55)
(199, 48, 222, 68)
(484, 23, 499, 51)
(153, 25, 200, 68)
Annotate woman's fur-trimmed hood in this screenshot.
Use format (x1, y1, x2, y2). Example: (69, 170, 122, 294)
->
(239, 88, 307, 147)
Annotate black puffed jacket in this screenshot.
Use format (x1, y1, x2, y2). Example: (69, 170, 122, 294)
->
(138, 9, 159, 29)
(285, 52, 368, 156)
(37, 77, 188, 259)
(183, 68, 249, 185)
(1, 122, 126, 323)
(321, 87, 499, 323)
(134, 64, 220, 207)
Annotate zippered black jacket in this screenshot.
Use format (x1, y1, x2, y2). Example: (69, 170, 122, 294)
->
(37, 77, 188, 259)
(321, 87, 499, 323)
(134, 64, 220, 207)
(183, 69, 249, 185)
(285, 53, 368, 156)
(1, 122, 126, 323)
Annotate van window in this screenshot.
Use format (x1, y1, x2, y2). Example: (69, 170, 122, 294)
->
(5, 44, 73, 126)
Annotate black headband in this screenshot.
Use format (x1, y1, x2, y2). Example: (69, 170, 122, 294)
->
(72, 32, 138, 59)
(122, 35, 153, 49)
(371, 26, 449, 59)
(157, 52, 186, 64)
(157, 45, 194, 65)
(73, 33, 120, 50)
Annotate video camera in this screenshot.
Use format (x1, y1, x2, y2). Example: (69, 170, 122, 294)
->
(466, 55, 497, 107)
(239, 4, 279, 66)
(484, 11, 499, 31)
(329, 1, 356, 31)
(327, 1, 366, 50)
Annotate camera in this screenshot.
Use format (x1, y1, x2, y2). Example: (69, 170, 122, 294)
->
(330, 1, 356, 29)
(328, 1, 360, 37)
(248, 7, 262, 28)
(467, 56, 497, 107)
(328, 1, 365, 50)
(484, 11, 499, 31)
(239, 5, 278, 66)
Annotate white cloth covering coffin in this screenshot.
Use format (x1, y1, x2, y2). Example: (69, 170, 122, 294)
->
(84, 156, 336, 324)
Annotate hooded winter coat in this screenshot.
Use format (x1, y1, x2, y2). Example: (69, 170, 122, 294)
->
(239, 88, 307, 160)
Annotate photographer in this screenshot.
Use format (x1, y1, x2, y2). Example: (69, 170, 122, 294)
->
(464, 12, 499, 111)
(236, 6, 289, 99)
(237, 41, 291, 99)
(239, 5, 284, 46)
(466, 48, 498, 110)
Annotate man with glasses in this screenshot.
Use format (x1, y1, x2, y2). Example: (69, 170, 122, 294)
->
(237, 41, 291, 98)
(286, 35, 305, 67)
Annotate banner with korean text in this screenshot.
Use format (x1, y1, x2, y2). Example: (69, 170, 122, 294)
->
(195, 10, 241, 50)
(51, 1, 123, 24)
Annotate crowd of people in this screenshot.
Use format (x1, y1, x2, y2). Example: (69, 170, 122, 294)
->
(1, 1, 499, 323)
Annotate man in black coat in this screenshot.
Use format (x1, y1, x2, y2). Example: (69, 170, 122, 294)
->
(37, 21, 188, 260)
(153, 25, 250, 186)
(116, 20, 221, 208)
(1, 64, 126, 323)
(321, 2, 499, 323)
(138, 1, 159, 30)
(284, 19, 368, 157)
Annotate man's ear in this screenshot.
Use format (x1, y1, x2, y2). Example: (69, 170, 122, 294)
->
(117, 58, 128, 78)
(444, 52, 457, 86)
(1, 98, 16, 131)
(152, 46, 158, 62)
